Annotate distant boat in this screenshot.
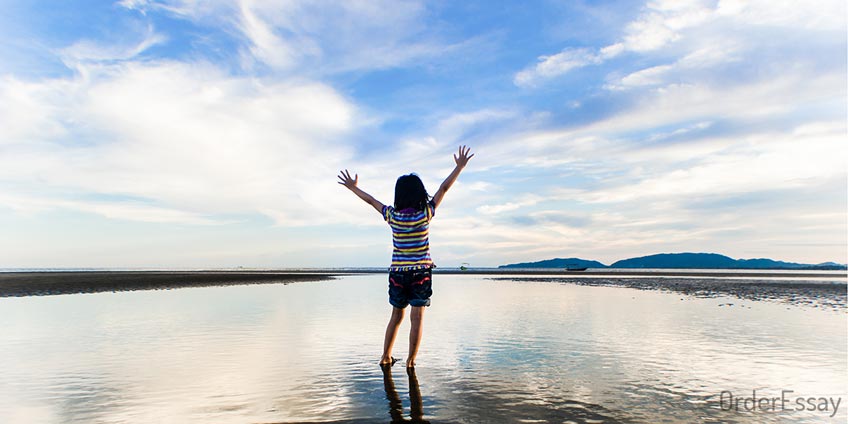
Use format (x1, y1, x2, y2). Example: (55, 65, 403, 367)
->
(565, 264, 588, 271)
(460, 262, 470, 271)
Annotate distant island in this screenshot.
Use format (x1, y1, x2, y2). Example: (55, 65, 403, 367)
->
(499, 253, 847, 270)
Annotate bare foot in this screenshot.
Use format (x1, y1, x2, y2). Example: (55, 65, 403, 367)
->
(380, 356, 399, 366)
(406, 359, 415, 368)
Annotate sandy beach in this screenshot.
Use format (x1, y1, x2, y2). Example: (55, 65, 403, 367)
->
(0, 271, 335, 297)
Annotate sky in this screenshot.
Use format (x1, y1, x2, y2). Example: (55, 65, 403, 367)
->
(0, 0, 845, 269)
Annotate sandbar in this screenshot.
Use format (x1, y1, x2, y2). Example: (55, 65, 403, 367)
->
(492, 276, 847, 311)
(0, 271, 334, 297)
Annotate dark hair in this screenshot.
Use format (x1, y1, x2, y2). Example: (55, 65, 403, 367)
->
(394, 173, 430, 211)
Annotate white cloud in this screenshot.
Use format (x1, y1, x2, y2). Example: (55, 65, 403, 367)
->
(0, 61, 364, 226)
(612, 64, 673, 89)
(237, 2, 299, 70)
(594, 71, 845, 135)
(717, 0, 846, 31)
(120, 0, 453, 73)
(515, 0, 845, 87)
(441, 62, 845, 263)
(0, 77, 66, 144)
(476, 195, 542, 215)
(583, 125, 847, 203)
(481, 68, 845, 178)
(621, 0, 714, 52)
(59, 24, 166, 66)
(514, 0, 714, 86)
(677, 44, 739, 68)
(434, 109, 516, 143)
(0, 192, 224, 225)
(242, 0, 460, 73)
(117, 0, 223, 18)
(514, 48, 603, 88)
(439, 55, 844, 262)
(646, 121, 713, 143)
(117, 0, 150, 10)
(606, 43, 742, 90)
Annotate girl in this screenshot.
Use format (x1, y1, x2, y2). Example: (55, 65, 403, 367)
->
(337, 145, 474, 368)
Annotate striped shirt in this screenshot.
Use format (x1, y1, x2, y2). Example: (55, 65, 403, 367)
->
(382, 200, 436, 271)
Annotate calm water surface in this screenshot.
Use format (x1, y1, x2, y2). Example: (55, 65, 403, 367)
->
(1, 275, 845, 423)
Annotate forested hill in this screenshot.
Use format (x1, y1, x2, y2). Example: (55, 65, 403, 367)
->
(499, 253, 846, 270)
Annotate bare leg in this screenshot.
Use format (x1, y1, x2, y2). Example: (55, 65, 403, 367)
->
(381, 307, 405, 364)
(406, 306, 425, 367)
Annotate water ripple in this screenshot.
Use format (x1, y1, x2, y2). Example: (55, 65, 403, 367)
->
(0, 276, 844, 423)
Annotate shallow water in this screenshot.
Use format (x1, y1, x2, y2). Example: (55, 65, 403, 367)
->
(1, 275, 845, 423)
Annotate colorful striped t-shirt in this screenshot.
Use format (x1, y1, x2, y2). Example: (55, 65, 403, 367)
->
(382, 200, 436, 271)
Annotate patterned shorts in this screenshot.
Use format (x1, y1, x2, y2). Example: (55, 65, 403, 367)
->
(388, 268, 433, 308)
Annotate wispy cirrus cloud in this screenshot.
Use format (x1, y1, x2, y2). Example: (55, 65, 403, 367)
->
(514, 0, 845, 88)
(118, 0, 456, 74)
(513, 47, 613, 88)
(59, 23, 167, 66)
(513, 0, 713, 87)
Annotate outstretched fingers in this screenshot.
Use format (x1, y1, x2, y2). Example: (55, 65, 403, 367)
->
(454, 145, 474, 166)
(337, 169, 358, 187)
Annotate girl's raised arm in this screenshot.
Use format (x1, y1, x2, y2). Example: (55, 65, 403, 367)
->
(337, 169, 385, 214)
(432, 145, 473, 209)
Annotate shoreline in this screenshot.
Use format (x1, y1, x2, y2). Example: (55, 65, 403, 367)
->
(0, 271, 336, 297)
(491, 276, 847, 311)
(1, 270, 845, 307)
(3, 268, 843, 279)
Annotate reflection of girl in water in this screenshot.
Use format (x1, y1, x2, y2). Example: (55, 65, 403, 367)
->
(381, 365, 429, 423)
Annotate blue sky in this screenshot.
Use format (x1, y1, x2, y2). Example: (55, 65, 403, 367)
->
(0, 0, 845, 268)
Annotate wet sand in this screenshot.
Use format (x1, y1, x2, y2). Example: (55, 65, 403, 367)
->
(1, 270, 845, 311)
(0, 271, 335, 297)
(492, 276, 847, 311)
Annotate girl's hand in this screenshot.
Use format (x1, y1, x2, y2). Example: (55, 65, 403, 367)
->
(433, 145, 473, 208)
(454, 145, 474, 168)
(337, 169, 385, 212)
(337, 169, 358, 189)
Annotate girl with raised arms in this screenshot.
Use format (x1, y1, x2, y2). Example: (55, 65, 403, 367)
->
(337, 145, 474, 368)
